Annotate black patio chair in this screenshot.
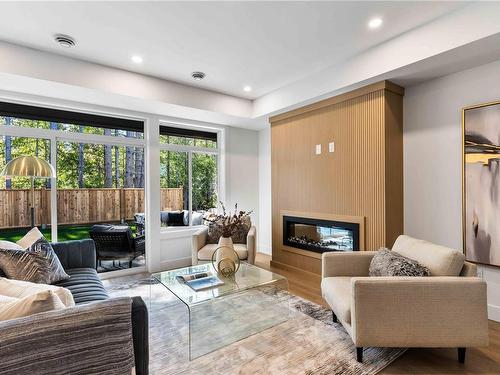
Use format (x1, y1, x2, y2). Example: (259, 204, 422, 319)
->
(89, 224, 145, 268)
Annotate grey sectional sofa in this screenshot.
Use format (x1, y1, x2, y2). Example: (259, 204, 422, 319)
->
(0, 239, 149, 375)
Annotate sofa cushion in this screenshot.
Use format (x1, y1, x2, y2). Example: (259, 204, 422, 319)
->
(54, 268, 108, 305)
(0, 277, 74, 307)
(321, 277, 352, 324)
(392, 235, 465, 276)
(197, 244, 248, 261)
(0, 290, 66, 321)
(369, 248, 430, 277)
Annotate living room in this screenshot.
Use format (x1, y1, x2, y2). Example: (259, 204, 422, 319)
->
(0, 2, 499, 374)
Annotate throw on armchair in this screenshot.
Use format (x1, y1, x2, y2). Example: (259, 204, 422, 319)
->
(192, 226, 256, 265)
(321, 235, 489, 364)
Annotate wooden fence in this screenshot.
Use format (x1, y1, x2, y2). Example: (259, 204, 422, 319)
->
(0, 187, 183, 229)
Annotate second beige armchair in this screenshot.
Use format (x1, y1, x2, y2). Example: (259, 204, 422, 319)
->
(321, 235, 489, 364)
(192, 226, 256, 266)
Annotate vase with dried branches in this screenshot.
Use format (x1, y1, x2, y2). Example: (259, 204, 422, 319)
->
(206, 202, 252, 276)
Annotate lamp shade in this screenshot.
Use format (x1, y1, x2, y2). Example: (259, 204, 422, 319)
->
(1, 156, 55, 178)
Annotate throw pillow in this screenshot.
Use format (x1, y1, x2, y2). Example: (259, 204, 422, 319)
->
(206, 221, 223, 244)
(0, 290, 66, 321)
(168, 211, 185, 226)
(369, 248, 431, 277)
(0, 240, 23, 251)
(0, 277, 74, 307)
(16, 227, 44, 249)
(231, 216, 251, 244)
(0, 229, 70, 284)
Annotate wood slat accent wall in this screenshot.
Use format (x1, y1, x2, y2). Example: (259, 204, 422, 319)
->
(270, 80, 404, 275)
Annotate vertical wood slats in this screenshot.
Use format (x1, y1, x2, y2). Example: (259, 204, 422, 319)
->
(0, 188, 183, 229)
(271, 83, 403, 274)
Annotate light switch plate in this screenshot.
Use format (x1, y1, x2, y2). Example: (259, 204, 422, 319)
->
(329, 142, 335, 152)
(315, 144, 321, 155)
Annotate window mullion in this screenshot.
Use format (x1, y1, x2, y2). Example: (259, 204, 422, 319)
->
(188, 151, 193, 226)
(50, 135, 58, 242)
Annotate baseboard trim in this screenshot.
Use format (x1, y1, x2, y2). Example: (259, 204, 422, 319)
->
(488, 303, 500, 322)
(258, 244, 272, 255)
(270, 259, 322, 281)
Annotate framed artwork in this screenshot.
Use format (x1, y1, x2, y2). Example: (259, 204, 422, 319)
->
(463, 100, 500, 268)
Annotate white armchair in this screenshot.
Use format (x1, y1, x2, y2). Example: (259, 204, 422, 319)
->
(321, 235, 489, 364)
(192, 226, 256, 265)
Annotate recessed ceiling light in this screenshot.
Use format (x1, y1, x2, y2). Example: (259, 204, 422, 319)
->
(243, 86, 252, 92)
(192, 71, 206, 81)
(368, 17, 383, 29)
(131, 55, 143, 64)
(54, 34, 76, 48)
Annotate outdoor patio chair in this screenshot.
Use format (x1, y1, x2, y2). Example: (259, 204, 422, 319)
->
(89, 224, 145, 268)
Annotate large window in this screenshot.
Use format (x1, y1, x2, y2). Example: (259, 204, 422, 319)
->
(159, 125, 219, 227)
(0, 134, 53, 240)
(0, 103, 146, 273)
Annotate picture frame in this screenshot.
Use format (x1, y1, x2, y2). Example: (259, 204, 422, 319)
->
(463, 99, 500, 268)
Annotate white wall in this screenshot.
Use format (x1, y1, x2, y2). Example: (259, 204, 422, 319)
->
(258, 127, 272, 255)
(225, 126, 260, 235)
(404, 59, 500, 322)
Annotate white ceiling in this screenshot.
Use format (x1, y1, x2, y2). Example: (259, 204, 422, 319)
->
(0, 1, 465, 100)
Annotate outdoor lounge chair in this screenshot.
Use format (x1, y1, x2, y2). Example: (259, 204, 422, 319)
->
(89, 224, 145, 268)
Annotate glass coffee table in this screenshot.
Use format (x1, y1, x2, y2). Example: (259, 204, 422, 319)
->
(152, 263, 289, 359)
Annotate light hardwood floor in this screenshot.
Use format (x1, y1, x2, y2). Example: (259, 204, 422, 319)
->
(255, 252, 500, 374)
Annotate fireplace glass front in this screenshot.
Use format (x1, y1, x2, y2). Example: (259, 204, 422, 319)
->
(283, 215, 359, 253)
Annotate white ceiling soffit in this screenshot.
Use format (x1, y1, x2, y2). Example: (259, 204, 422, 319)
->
(254, 2, 500, 119)
(0, 1, 464, 99)
(0, 2, 499, 130)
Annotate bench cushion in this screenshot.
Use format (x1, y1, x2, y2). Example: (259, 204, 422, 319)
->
(54, 268, 108, 305)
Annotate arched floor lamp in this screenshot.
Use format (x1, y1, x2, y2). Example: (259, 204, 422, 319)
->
(1, 156, 56, 228)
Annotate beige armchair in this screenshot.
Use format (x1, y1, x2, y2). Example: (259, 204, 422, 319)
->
(321, 235, 489, 364)
(192, 226, 256, 266)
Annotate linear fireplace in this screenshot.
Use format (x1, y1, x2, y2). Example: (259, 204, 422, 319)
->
(283, 215, 360, 254)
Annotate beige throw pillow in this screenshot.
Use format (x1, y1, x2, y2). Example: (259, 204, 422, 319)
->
(0, 240, 23, 251)
(0, 290, 66, 321)
(0, 277, 74, 307)
(16, 227, 44, 249)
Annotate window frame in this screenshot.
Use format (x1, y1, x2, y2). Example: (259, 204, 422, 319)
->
(159, 122, 221, 227)
(0, 120, 146, 241)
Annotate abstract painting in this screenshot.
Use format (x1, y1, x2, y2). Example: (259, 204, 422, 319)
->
(464, 101, 500, 267)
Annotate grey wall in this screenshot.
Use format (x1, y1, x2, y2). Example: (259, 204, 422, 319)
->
(404, 59, 500, 321)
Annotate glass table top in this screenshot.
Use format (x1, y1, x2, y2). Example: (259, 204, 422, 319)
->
(152, 263, 287, 306)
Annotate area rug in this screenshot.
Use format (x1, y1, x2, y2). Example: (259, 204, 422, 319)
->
(104, 274, 405, 375)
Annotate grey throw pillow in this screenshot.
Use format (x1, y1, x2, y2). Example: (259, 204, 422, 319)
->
(369, 248, 430, 277)
(0, 237, 69, 284)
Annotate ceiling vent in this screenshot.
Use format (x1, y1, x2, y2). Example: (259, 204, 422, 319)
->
(54, 34, 76, 48)
(191, 71, 206, 81)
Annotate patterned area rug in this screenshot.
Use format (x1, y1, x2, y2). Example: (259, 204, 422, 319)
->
(104, 274, 405, 375)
